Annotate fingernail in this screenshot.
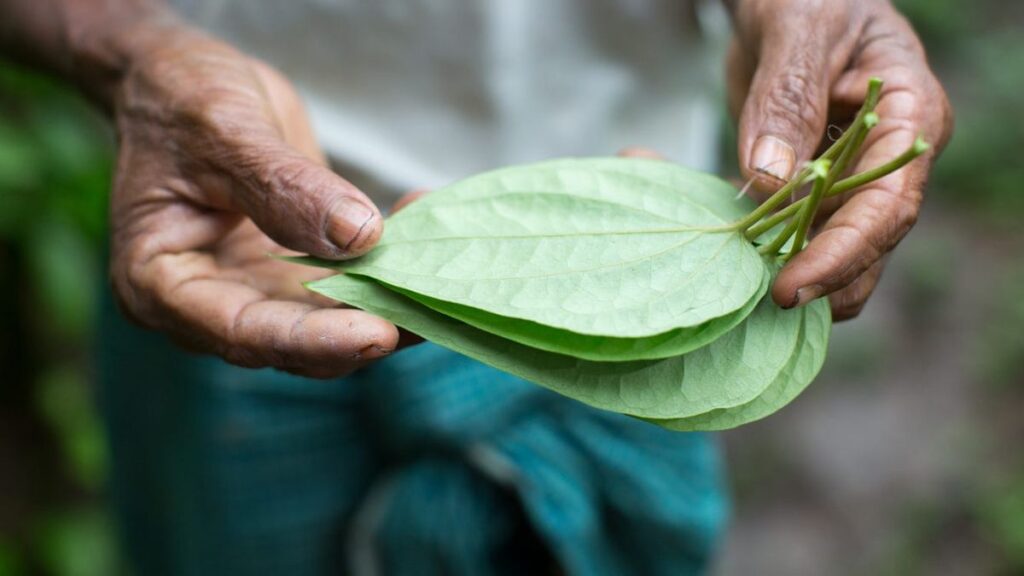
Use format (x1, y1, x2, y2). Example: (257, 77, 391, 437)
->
(329, 199, 377, 253)
(791, 284, 824, 308)
(751, 136, 796, 183)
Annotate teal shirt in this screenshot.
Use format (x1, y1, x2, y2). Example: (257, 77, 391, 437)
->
(99, 290, 728, 575)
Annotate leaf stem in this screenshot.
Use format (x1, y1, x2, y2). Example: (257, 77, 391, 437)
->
(784, 160, 831, 260)
(757, 215, 800, 256)
(733, 78, 884, 234)
(784, 109, 877, 258)
(826, 136, 931, 196)
(745, 203, 797, 241)
(745, 135, 930, 241)
(732, 167, 813, 232)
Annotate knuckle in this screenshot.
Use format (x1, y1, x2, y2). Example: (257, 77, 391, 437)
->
(234, 154, 345, 254)
(878, 193, 920, 247)
(266, 157, 324, 202)
(841, 190, 919, 256)
(811, 242, 852, 281)
(228, 145, 279, 193)
(886, 66, 918, 88)
(110, 244, 157, 328)
(829, 288, 869, 322)
(928, 80, 955, 150)
(268, 161, 344, 248)
(831, 223, 882, 270)
(883, 68, 953, 152)
(109, 264, 145, 327)
(183, 99, 279, 165)
(224, 305, 274, 369)
(281, 310, 315, 366)
(181, 90, 260, 147)
(902, 74, 953, 150)
(832, 300, 864, 321)
(144, 253, 176, 292)
(894, 196, 920, 232)
(221, 343, 265, 370)
(879, 87, 922, 127)
(762, 61, 824, 140)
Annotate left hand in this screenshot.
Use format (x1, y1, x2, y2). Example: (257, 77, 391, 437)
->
(727, 0, 953, 320)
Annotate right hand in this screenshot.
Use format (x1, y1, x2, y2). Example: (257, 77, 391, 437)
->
(109, 25, 401, 378)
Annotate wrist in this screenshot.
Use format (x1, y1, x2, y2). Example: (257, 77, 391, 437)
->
(62, 2, 190, 112)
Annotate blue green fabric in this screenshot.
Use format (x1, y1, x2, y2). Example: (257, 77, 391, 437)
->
(98, 290, 729, 575)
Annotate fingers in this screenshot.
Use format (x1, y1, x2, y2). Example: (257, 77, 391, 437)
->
(730, 2, 952, 316)
(225, 140, 384, 260)
(115, 251, 400, 379)
(736, 2, 857, 195)
(773, 121, 928, 308)
(737, 28, 829, 190)
(121, 37, 377, 260)
(831, 29, 953, 152)
(828, 259, 886, 321)
(222, 61, 383, 260)
(108, 36, 400, 374)
(773, 10, 952, 310)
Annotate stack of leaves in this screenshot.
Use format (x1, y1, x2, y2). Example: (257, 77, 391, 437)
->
(289, 78, 929, 431)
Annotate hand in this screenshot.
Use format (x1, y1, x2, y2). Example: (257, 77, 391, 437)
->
(109, 26, 400, 378)
(727, 0, 953, 319)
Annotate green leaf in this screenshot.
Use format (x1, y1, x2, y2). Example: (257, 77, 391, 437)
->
(386, 271, 769, 361)
(338, 158, 768, 337)
(644, 296, 831, 431)
(307, 273, 806, 422)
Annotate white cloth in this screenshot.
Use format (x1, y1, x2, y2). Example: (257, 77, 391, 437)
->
(171, 0, 728, 205)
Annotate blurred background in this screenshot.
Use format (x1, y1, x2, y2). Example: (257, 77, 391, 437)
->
(0, 1, 1021, 575)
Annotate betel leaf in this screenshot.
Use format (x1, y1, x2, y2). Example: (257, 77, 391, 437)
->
(307, 273, 806, 421)
(645, 296, 831, 431)
(282, 81, 927, 429)
(337, 158, 769, 337)
(386, 271, 769, 361)
(280, 251, 768, 361)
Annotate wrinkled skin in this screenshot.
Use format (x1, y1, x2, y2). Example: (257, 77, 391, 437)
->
(100, 0, 952, 377)
(727, 0, 953, 319)
(109, 29, 400, 378)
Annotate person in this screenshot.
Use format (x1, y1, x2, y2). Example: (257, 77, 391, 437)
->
(1, 0, 952, 574)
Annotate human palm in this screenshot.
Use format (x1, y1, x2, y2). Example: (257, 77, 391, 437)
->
(109, 30, 399, 378)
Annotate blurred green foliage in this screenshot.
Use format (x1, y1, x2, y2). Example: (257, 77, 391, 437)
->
(0, 62, 116, 576)
(978, 471, 1024, 573)
(976, 263, 1024, 391)
(30, 510, 118, 576)
(902, 0, 1024, 400)
(0, 67, 109, 242)
(0, 543, 24, 576)
(898, 0, 1024, 226)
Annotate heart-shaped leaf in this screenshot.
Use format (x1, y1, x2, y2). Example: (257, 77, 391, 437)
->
(308, 273, 811, 421)
(339, 158, 769, 337)
(644, 296, 831, 430)
(386, 272, 769, 361)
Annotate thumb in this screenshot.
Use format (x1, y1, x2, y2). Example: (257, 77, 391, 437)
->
(737, 19, 839, 195)
(228, 139, 383, 259)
